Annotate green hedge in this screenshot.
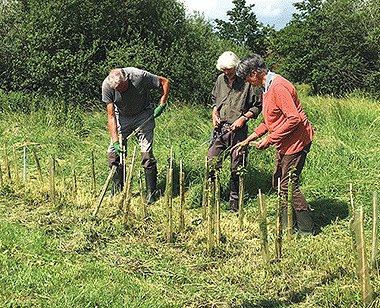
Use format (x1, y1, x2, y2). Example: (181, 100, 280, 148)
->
(0, 0, 249, 108)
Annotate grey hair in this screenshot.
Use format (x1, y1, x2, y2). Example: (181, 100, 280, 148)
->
(236, 54, 268, 79)
(108, 68, 127, 89)
(216, 51, 240, 71)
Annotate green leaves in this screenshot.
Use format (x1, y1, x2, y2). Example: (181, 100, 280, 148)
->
(272, 0, 380, 98)
(0, 0, 231, 106)
(215, 0, 272, 56)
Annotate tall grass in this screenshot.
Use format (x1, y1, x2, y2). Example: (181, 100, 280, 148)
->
(0, 91, 379, 307)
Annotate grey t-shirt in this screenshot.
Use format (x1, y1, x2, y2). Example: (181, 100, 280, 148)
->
(102, 67, 161, 116)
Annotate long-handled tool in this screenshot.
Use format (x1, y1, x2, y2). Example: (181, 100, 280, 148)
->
(93, 114, 154, 216)
(93, 165, 117, 216)
(126, 114, 153, 142)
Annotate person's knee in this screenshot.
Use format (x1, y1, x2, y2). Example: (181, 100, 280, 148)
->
(141, 151, 157, 169)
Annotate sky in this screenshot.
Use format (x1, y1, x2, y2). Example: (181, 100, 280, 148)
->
(180, 0, 298, 30)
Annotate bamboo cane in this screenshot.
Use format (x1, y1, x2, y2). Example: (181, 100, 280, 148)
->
(238, 154, 246, 230)
(353, 206, 373, 307)
(167, 166, 173, 242)
(215, 171, 221, 247)
(91, 150, 96, 195)
(238, 172, 244, 230)
(71, 158, 77, 199)
(371, 191, 378, 270)
(258, 189, 269, 263)
(23, 146, 27, 182)
(275, 177, 282, 260)
(93, 165, 117, 216)
(31, 149, 43, 182)
(287, 169, 294, 240)
(4, 146, 11, 181)
(123, 146, 136, 224)
(49, 156, 56, 206)
(166, 147, 174, 243)
(0, 161, 2, 185)
(201, 156, 208, 220)
(119, 135, 125, 185)
(179, 159, 185, 232)
(122, 164, 133, 224)
(207, 177, 214, 254)
(139, 170, 147, 219)
(13, 146, 19, 182)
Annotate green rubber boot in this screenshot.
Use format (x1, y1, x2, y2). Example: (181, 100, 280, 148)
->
(295, 210, 314, 235)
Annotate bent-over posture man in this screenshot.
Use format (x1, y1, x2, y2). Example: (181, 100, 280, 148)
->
(208, 51, 262, 211)
(102, 67, 169, 203)
(232, 54, 315, 234)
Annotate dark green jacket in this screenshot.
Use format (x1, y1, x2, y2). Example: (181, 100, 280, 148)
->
(211, 74, 262, 124)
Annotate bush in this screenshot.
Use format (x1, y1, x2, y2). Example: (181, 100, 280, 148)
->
(0, 0, 248, 108)
(271, 0, 380, 98)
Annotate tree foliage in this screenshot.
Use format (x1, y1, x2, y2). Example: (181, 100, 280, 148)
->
(0, 0, 248, 108)
(214, 0, 273, 56)
(271, 0, 380, 97)
(1, 0, 379, 103)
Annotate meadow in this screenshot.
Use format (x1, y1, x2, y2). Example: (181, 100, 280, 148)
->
(0, 90, 379, 307)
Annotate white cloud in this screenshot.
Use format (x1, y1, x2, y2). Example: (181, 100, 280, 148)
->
(249, 0, 295, 16)
(180, 0, 232, 20)
(180, 0, 298, 29)
(249, 1, 283, 17)
(181, 0, 219, 12)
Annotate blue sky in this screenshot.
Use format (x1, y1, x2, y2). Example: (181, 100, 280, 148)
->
(180, 0, 299, 30)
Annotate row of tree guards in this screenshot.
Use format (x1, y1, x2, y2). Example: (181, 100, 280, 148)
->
(1, 144, 379, 306)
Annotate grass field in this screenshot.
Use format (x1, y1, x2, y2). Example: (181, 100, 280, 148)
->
(0, 90, 379, 307)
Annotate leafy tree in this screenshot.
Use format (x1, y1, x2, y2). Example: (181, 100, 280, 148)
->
(272, 0, 380, 97)
(214, 0, 272, 56)
(269, 0, 325, 86)
(0, 0, 246, 108)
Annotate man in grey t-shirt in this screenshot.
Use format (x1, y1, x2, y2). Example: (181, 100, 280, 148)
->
(102, 67, 169, 203)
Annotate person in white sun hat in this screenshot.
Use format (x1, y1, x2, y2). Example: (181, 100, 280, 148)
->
(208, 51, 262, 212)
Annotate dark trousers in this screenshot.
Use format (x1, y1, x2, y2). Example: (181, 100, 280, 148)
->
(273, 142, 311, 212)
(207, 124, 248, 205)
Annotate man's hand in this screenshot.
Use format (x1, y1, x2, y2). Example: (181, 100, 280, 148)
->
(113, 141, 126, 155)
(154, 104, 166, 118)
(230, 116, 246, 131)
(230, 140, 248, 155)
(212, 111, 221, 128)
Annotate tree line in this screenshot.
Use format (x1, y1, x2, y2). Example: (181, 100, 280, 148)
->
(0, 0, 378, 111)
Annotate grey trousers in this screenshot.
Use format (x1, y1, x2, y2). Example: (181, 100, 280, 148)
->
(107, 109, 157, 169)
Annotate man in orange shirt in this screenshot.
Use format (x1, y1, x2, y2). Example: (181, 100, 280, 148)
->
(232, 54, 315, 235)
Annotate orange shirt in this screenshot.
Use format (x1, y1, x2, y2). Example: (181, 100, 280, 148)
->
(254, 75, 314, 155)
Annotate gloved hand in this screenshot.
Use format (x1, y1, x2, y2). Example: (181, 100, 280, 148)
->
(153, 104, 166, 118)
(113, 141, 126, 155)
